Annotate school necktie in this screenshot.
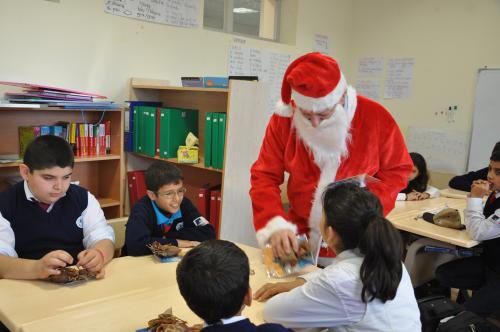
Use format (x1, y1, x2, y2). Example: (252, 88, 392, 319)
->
(38, 202, 50, 211)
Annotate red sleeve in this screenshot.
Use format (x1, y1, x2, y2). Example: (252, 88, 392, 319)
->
(250, 115, 289, 231)
(367, 110, 413, 216)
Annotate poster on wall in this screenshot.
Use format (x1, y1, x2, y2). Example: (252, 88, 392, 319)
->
(313, 34, 329, 54)
(384, 58, 414, 99)
(355, 79, 381, 100)
(104, 0, 199, 28)
(228, 45, 290, 116)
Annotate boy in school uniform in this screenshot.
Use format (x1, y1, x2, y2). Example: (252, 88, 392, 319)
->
(448, 141, 500, 192)
(123, 161, 215, 256)
(0, 135, 115, 280)
(176, 240, 293, 332)
(436, 143, 500, 317)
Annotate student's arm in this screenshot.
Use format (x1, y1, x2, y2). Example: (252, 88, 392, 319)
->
(164, 198, 215, 242)
(0, 251, 73, 280)
(125, 198, 178, 256)
(263, 268, 364, 328)
(449, 167, 489, 192)
(424, 185, 440, 199)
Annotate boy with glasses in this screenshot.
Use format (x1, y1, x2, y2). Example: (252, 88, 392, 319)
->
(123, 161, 215, 256)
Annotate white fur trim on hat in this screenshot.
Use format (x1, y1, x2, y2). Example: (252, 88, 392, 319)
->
(255, 215, 298, 248)
(292, 74, 347, 112)
(274, 100, 293, 117)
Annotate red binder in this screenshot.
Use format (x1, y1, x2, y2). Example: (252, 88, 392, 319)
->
(209, 189, 221, 238)
(197, 187, 210, 220)
(127, 170, 147, 207)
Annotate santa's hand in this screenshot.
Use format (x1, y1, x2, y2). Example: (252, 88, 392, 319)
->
(269, 229, 299, 259)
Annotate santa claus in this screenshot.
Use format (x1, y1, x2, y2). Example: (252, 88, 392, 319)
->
(250, 52, 413, 262)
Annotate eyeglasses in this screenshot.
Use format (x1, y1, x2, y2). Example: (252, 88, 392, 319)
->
(155, 187, 187, 201)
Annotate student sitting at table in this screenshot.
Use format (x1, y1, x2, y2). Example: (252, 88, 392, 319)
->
(397, 152, 440, 201)
(176, 239, 292, 332)
(436, 143, 500, 319)
(254, 182, 421, 331)
(0, 135, 115, 280)
(448, 141, 500, 192)
(123, 161, 215, 256)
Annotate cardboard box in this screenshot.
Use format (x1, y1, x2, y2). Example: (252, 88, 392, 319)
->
(181, 77, 203, 87)
(177, 146, 198, 163)
(203, 77, 228, 88)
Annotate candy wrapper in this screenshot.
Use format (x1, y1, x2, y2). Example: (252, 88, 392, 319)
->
(263, 234, 314, 278)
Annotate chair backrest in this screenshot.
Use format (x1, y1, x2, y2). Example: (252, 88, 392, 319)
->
(108, 217, 128, 257)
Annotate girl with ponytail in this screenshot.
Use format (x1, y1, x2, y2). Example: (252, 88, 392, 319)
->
(254, 182, 421, 331)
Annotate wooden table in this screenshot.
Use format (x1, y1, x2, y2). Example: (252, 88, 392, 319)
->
(0, 244, 308, 332)
(388, 195, 477, 248)
(387, 192, 479, 286)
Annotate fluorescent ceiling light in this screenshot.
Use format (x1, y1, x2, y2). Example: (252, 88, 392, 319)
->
(233, 7, 259, 14)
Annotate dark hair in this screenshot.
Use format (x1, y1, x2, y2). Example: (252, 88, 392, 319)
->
(402, 152, 429, 193)
(491, 141, 500, 162)
(176, 240, 250, 324)
(322, 182, 403, 303)
(23, 135, 74, 171)
(145, 161, 183, 192)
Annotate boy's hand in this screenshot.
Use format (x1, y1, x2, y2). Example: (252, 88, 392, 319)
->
(253, 278, 305, 302)
(177, 240, 200, 248)
(77, 248, 104, 273)
(269, 229, 299, 259)
(470, 180, 491, 198)
(36, 250, 73, 279)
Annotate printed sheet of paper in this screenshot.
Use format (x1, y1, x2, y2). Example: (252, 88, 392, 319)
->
(384, 58, 414, 99)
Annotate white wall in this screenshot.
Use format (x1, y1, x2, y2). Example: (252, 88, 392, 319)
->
(349, 0, 500, 138)
(0, 0, 353, 102)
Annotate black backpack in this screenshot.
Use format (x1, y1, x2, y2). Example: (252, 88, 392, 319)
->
(437, 311, 492, 332)
(418, 295, 463, 332)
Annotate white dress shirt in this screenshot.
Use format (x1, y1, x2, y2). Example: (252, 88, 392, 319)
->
(397, 185, 440, 201)
(263, 249, 421, 332)
(0, 181, 115, 257)
(464, 191, 500, 241)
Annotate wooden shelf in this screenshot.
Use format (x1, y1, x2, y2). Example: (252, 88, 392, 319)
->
(131, 84, 228, 93)
(0, 154, 121, 168)
(97, 197, 121, 208)
(131, 152, 223, 173)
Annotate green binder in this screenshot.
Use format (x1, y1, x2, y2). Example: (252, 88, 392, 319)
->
(211, 113, 219, 169)
(159, 108, 198, 158)
(204, 112, 212, 167)
(217, 113, 227, 170)
(143, 107, 157, 157)
(133, 106, 141, 152)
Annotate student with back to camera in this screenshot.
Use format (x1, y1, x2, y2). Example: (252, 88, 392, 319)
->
(176, 240, 293, 332)
(254, 182, 421, 331)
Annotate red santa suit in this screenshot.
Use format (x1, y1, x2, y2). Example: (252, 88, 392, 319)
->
(249, 53, 412, 257)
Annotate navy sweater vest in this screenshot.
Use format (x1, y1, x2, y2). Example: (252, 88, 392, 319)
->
(483, 193, 500, 274)
(0, 182, 88, 260)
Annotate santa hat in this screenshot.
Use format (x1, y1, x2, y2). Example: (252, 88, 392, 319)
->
(276, 52, 347, 117)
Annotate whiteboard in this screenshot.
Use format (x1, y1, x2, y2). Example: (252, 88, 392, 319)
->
(468, 69, 500, 171)
(406, 126, 469, 174)
(104, 0, 199, 28)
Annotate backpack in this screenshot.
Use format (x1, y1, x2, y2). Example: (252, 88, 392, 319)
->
(437, 311, 492, 332)
(418, 295, 463, 332)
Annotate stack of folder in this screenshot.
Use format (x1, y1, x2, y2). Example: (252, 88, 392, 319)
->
(0, 81, 120, 109)
(204, 112, 226, 170)
(133, 106, 198, 158)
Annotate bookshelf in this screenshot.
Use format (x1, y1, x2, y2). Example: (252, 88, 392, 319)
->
(129, 80, 269, 245)
(0, 106, 125, 219)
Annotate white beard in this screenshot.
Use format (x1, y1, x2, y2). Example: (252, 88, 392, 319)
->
(292, 102, 352, 168)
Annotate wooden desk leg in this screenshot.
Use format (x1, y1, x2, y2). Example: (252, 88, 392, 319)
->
(404, 238, 456, 287)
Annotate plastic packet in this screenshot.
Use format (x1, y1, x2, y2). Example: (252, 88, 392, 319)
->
(263, 234, 314, 278)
